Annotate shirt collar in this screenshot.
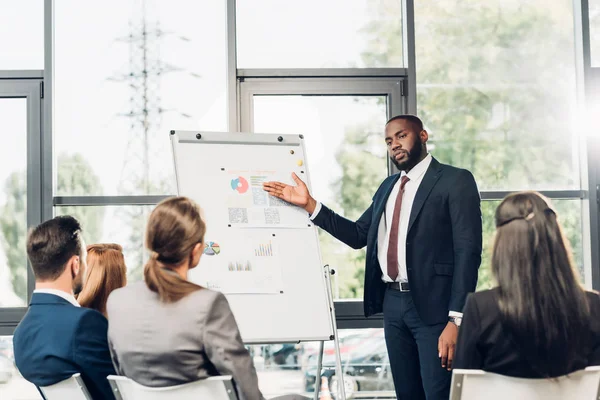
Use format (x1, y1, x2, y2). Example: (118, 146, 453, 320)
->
(402, 153, 432, 181)
(33, 288, 80, 307)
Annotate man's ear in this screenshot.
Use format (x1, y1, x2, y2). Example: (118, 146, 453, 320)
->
(420, 129, 429, 144)
(69, 255, 80, 277)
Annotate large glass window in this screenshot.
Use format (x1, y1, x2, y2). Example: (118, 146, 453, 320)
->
(54, 0, 227, 196)
(252, 95, 389, 300)
(591, 0, 600, 66)
(54, 205, 154, 281)
(0, 0, 44, 70)
(236, 0, 404, 69)
(0, 336, 41, 399)
(412, 0, 580, 190)
(246, 329, 390, 398)
(478, 199, 584, 290)
(0, 99, 28, 307)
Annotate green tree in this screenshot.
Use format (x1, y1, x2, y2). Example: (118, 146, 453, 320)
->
(0, 153, 104, 303)
(316, 124, 387, 298)
(328, 0, 584, 295)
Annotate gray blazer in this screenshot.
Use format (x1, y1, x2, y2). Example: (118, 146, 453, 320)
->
(106, 281, 264, 400)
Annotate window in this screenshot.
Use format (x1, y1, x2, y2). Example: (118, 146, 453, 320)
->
(591, 0, 600, 66)
(414, 0, 580, 190)
(0, 99, 28, 307)
(246, 329, 390, 398)
(253, 95, 388, 300)
(0, 336, 41, 399)
(478, 199, 584, 290)
(54, 205, 154, 281)
(236, 0, 404, 68)
(0, 0, 44, 70)
(241, 77, 404, 301)
(54, 0, 227, 196)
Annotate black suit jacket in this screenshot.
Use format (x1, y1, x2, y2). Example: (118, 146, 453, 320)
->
(312, 157, 482, 324)
(13, 293, 116, 399)
(454, 289, 600, 377)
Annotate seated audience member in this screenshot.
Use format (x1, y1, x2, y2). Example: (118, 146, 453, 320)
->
(13, 216, 116, 399)
(454, 191, 600, 377)
(78, 243, 127, 317)
(106, 197, 264, 400)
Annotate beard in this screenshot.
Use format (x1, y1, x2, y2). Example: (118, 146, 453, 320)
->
(72, 266, 84, 295)
(390, 141, 423, 171)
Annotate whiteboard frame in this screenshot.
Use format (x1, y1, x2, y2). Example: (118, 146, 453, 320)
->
(170, 130, 335, 343)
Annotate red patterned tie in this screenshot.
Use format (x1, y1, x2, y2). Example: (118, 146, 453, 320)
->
(387, 176, 410, 281)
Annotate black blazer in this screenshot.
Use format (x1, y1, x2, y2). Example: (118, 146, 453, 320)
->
(454, 288, 600, 377)
(13, 293, 116, 399)
(312, 157, 482, 324)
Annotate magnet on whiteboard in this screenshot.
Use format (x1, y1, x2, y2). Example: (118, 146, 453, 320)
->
(297, 160, 303, 166)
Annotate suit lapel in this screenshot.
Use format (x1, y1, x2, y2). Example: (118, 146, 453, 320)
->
(373, 174, 401, 228)
(407, 158, 443, 233)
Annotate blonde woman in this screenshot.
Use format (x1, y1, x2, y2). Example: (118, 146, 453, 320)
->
(106, 197, 264, 400)
(77, 243, 127, 317)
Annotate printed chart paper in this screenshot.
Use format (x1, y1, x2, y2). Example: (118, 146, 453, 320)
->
(190, 232, 284, 294)
(226, 169, 310, 228)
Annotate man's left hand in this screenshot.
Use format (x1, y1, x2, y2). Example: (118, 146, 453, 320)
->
(438, 322, 458, 371)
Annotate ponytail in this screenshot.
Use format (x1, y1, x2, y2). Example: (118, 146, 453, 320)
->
(143, 197, 206, 303)
(143, 251, 202, 303)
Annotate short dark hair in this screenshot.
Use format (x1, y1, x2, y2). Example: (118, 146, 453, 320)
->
(386, 115, 424, 133)
(27, 216, 83, 281)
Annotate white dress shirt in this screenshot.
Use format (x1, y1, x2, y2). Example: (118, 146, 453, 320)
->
(33, 288, 80, 307)
(310, 153, 461, 317)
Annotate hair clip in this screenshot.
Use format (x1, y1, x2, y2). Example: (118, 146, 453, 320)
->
(525, 212, 535, 221)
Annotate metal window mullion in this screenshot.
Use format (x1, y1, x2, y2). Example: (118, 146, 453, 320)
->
(403, 0, 417, 114)
(43, 0, 54, 222)
(227, 0, 239, 132)
(0, 70, 44, 80)
(53, 195, 173, 207)
(237, 68, 408, 78)
(480, 190, 586, 201)
(27, 81, 43, 302)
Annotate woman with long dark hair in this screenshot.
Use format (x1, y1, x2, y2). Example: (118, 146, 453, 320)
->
(454, 191, 600, 377)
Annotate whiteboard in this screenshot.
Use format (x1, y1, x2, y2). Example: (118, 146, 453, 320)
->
(170, 131, 334, 343)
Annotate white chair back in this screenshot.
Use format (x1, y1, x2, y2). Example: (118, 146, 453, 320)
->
(450, 366, 600, 400)
(39, 373, 92, 400)
(107, 375, 238, 400)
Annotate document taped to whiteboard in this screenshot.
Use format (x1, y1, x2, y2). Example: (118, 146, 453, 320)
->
(226, 170, 311, 228)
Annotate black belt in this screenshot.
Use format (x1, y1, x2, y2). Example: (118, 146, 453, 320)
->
(388, 282, 410, 292)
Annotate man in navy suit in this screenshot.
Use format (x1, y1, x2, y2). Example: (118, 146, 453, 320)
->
(264, 115, 482, 399)
(13, 216, 116, 399)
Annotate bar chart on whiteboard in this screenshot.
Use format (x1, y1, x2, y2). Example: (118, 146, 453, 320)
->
(189, 232, 284, 295)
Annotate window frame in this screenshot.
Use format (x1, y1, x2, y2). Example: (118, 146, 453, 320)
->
(0, 0, 598, 334)
(0, 75, 43, 335)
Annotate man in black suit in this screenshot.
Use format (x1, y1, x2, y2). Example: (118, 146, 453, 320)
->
(263, 115, 482, 399)
(13, 216, 116, 399)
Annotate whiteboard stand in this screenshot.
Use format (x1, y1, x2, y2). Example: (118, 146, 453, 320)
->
(314, 265, 346, 400)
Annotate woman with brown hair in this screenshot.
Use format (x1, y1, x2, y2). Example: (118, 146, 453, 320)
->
(77, 243, 127, 317)
(105, 197, 265, 400)
(454, 191, 600, 377)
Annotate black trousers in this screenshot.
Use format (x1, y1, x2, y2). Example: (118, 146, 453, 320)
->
(383, 289, 451, 400)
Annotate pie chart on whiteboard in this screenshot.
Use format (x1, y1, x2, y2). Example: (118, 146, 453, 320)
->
(230, 176, 249, 194)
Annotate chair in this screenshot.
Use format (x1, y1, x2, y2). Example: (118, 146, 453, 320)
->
(450, 366, 600, 400)
(107, 375, 238, 400)
(39, 373, 92, 400)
